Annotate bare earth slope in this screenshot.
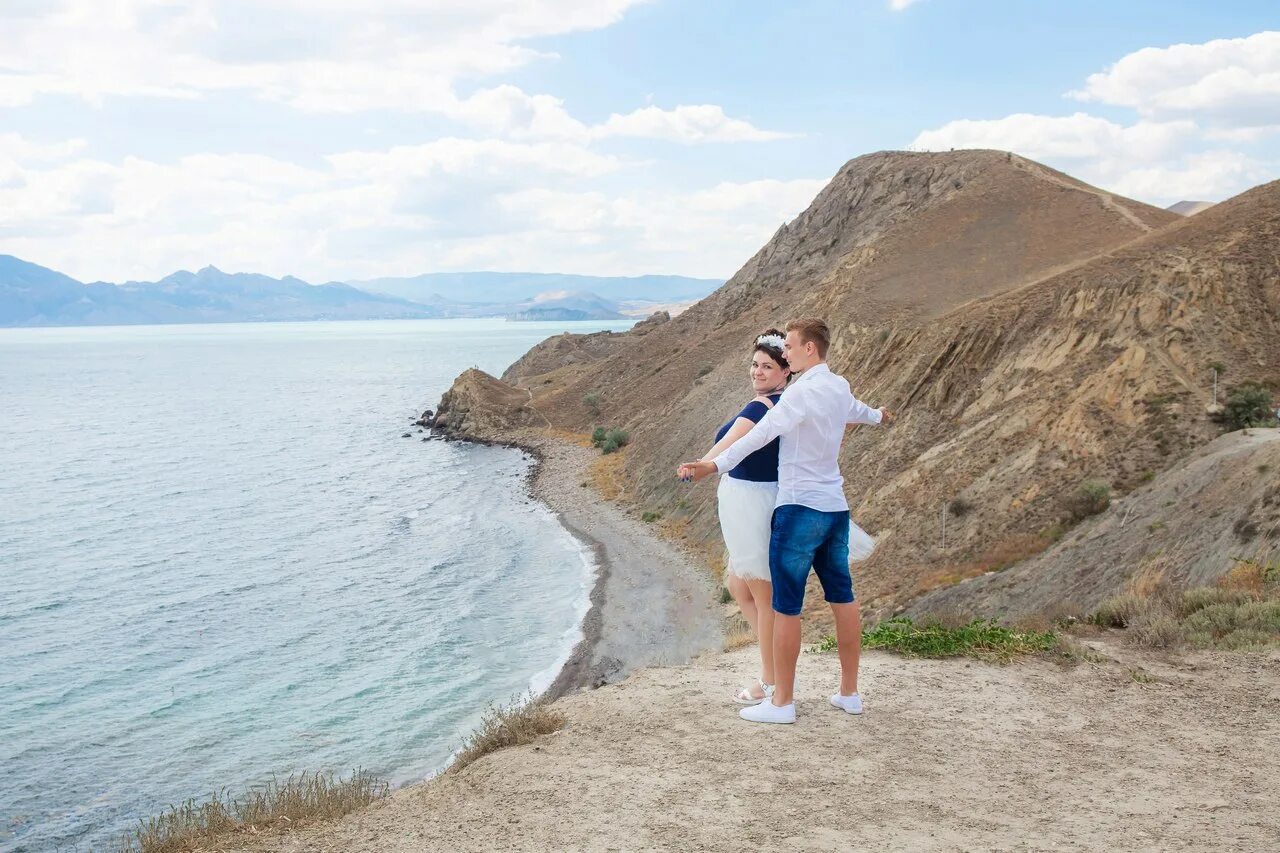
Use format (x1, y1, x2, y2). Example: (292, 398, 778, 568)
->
(434, 150, 1278, 618)
(243, 643, 1280, 852)
(910, 429, 1280, 621)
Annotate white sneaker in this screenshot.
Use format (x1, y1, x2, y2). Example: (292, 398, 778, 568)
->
(829, 692, 863, 715)
(739, 698, 796, 724)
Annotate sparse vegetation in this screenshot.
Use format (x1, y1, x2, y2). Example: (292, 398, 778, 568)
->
(947, 497, 973, 517)
(719, 586, 733, 604)
(813, 617, 1056, 663)
(451, 696, 566, 773)
(724, 620, 756, 651)
(1089, 558, 1280, 651)
(641, 510, 662, 523)
(1063, 480, 1111, 523)
(591, 427, 630, 455)
(583, 392, 601, 415)
(696, 365, 714, 378)
(1221, 382, 1276, 430)
(118, 771, 388, 853)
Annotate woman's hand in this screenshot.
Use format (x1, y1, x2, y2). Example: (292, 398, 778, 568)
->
(879, 407, 897, 424)
(677, 461, 717, 482)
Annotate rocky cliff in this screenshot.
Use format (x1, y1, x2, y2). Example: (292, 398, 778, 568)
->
(433, 150, 1279, 617)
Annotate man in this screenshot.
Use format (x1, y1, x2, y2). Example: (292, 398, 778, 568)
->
(678, 319, 893, 724)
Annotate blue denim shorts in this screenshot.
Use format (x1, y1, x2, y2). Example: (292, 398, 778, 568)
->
(769, 504, 855, 616)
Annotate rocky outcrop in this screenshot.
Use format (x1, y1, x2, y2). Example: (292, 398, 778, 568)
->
(430, 368, 543, 441)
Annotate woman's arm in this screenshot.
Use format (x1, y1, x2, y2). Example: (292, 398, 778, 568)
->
(699, 417, 757, 463)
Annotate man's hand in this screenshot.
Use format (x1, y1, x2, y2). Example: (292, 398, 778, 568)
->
(676, 461, 717, 482)
(879, 407, 897, 424)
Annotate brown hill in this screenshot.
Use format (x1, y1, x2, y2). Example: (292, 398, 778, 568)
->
(432, 150, 1279, 619)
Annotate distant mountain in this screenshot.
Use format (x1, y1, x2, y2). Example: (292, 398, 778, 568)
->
(1167, 200, 1215, 216)
(506, 291, 626, 321)
(347, 272, 721, 306)
(0, 257, 437, 327)
(0, 256, 717, 327)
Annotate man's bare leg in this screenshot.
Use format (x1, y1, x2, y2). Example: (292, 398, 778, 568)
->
(830, 601, 861, 695)
(770, 612, 803, 705)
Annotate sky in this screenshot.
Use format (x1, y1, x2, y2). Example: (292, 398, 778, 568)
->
(0, 0, 1276, 284)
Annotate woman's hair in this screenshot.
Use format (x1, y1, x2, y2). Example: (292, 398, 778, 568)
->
(753, 327, 789, 371)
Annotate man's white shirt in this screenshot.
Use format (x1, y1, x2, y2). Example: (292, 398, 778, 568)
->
(712, 362, 880, 512)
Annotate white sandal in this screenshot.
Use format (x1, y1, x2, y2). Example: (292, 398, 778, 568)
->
(733, 678, 775, 706)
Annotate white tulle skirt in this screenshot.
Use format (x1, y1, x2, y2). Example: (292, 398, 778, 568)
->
(718, 476, 878, 581)
(717, 476, 777, 581)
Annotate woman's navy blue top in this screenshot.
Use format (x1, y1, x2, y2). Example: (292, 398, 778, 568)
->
(714, 393, 782, 482)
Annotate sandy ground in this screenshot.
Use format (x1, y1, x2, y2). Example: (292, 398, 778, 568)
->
(241, 638, 1279, 852)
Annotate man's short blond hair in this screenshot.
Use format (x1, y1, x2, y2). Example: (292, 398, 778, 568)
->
(786, 318, 830, 358)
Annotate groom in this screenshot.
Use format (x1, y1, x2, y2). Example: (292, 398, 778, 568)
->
(679, 318, 893, 724)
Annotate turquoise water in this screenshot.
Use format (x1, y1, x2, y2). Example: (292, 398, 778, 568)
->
(0, 318, 632, 852)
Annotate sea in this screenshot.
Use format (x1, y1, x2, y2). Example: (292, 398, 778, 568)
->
(0, 318, 634, 852)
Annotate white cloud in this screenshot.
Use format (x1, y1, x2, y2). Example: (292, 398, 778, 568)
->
(889, 0, 924, 9)
(594, 104, 796, 143)
(0, 133, 819, 282)
(1069, 31, 1280, 130)
(910, 112, 1270, 204)
(912, 112, 1194, 161)
(0, 0, 647, 112)
(911, 31, 1280, 206)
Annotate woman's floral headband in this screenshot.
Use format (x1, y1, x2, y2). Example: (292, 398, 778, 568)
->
(755, 334, 785, 351)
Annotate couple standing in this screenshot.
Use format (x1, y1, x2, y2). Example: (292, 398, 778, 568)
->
(677, 318, 894, 725)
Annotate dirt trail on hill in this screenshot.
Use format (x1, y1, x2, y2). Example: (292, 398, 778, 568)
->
(242, 641, 1279, 852)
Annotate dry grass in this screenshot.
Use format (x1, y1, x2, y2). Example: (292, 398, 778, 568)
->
(1090, 555, 1280, 651)
(588, 448, 627, 502)
(117, 771, 388, 853)
(916, 532, 1056, 594)
(723, 620, 756, 651)
(450, 697, 567, 773)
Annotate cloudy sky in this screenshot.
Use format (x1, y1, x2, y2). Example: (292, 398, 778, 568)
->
(1, 0, 1276, 284)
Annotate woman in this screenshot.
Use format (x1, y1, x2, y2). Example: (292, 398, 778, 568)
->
(697, 329, 791, 705)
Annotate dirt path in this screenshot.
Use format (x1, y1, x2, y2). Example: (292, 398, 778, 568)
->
(241, 639, 1279, 852)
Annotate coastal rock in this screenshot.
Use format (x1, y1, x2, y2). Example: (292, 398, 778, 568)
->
(432, 368, 544, 442)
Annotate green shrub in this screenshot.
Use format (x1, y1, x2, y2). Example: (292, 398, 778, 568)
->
(860, 617, 1056, 662)
(641, 511, 661, 523)
(1064, 481, 1111, 522)
(1222, 382, 1275, 430)
(583, 392, 601, 414)
(719, 587, 733, 604)
(592, 426, 629, 454)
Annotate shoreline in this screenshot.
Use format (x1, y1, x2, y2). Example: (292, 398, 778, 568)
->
(508, 432, 722, 702)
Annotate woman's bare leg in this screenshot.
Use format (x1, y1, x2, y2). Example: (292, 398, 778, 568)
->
(747, 579, 776, 687)
(727, 570, 757, 633)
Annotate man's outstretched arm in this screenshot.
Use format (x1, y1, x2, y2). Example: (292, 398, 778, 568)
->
(848, 394, 893, 425)
(677, 388, 806, 482)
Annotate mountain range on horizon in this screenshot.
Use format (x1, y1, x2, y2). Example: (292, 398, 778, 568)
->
(0, 256, 722, 328)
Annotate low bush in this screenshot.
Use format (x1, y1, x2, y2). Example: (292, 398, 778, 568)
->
(451, 696, 566, 773)
(1221, 382, 1275, 430)
(859, 617, 1056, 663)
(1063, 481, 1111, 522)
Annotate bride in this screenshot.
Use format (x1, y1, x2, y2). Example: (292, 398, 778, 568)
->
(694, 329, 791, 704)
